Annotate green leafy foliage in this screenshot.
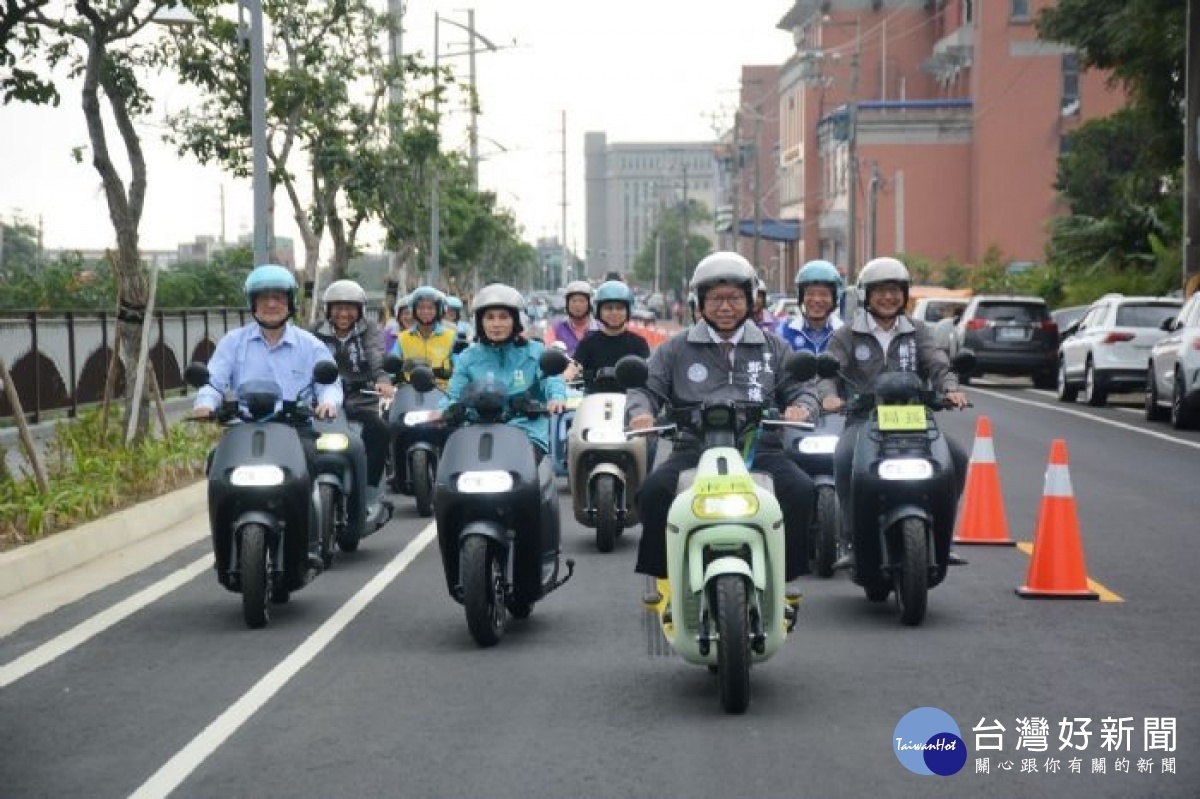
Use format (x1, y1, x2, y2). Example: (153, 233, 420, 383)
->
(0, 409, 218, 546)
(630, 201, 713, 297)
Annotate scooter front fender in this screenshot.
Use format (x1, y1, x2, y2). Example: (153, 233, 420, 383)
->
(459, 519, 512, 550)
(686, 525, 767, 593)
(701, 555, 754, 589)
(879, 503, 932, 569)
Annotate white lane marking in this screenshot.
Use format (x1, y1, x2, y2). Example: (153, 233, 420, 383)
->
(0, 555, 210, 689)
(128, 524, 437, 799)
(968, 387, 1200, 452)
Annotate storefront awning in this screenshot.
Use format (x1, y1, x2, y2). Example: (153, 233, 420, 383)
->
(737, 219, 801, 243)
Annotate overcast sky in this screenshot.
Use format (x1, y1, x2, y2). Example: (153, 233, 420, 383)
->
(0, 0, 795, 256)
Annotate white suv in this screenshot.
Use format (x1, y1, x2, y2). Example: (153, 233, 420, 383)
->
(1145, 293, 1200, 428)
(1058, 294, 1182, 406)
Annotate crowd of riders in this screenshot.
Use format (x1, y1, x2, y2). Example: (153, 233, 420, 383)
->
(195, 251, 967, 589)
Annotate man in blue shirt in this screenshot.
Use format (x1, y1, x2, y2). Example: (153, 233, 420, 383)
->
(192, 265, 342, 418)
(777, 259, 845, 355)
(192, 264, 342, 571)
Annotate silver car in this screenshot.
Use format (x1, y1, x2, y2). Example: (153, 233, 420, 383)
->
(1058, 294, 1181, 406)
(1146, 293, 1200, 429)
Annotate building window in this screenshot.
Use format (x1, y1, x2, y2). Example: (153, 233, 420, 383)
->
(1061, 52, 1080, 116)
(962, 0, 973, 25)
(1010, 0, 1029, 21)
(1059, 134, 1072, 157)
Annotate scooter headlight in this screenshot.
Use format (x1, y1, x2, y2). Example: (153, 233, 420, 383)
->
(797, 435, 839, 455)
(456, 470, 514, 493)
(229, 464, 286, 486)
(878, 458, 934, 481)
(585, 428, 626, 444)
(692, 492, 759, 519)
(316, 433, 350, 452)
(403, 410, 438, 426)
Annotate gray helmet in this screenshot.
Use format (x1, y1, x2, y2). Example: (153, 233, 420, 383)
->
(689, 251, 757, 310)
(472, 283, 526, 342)
(563, 279, 593, 313)
(394, 293, 411, 318)
(323, 279, 367, 317)
(858, 256, 911, 306)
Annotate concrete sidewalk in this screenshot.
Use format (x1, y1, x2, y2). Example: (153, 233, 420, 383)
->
(0, 482, 208, 638)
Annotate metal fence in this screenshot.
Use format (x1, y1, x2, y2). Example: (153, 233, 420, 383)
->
(0, 308, 252, 424)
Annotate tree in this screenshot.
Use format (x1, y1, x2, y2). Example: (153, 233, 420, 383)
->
(630, 200, 713, 298)
(1038, 0, 1185, 284)
(0, 216, 40, 277)
(0, 0, 53, 103)
(8, 0, 188, 437)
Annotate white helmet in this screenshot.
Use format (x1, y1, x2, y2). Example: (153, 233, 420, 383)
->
(394, 293, 411, 318)
(472, 283, 526, 342)
(323, 279, 366, 317)
(689, 251, 757, 310)
(858, 257, 911, 305)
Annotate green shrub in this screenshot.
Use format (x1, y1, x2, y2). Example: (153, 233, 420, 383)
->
(0, 409, 217, 547)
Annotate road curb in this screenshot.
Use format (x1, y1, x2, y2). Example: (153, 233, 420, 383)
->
(0, 481, 206, 601)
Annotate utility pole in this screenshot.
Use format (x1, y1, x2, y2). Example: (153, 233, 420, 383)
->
(866, 162, 881, 261)
(752, 110, 763, 271)
(730, 113, 741, 253)
(468, 9, 479, 190)
(388, 0, 404, 125)
(560, 110, 569, 284)
(681, 158, 690, 296)
(430, 14, 442, 286)
(1185, 0, 1199, 295)
(845, 25, 862, 284)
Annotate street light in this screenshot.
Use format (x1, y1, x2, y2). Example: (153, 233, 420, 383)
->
(238, 0, 272, 269)
(430, 9, 499, 287)
(798, 18, 861, 282)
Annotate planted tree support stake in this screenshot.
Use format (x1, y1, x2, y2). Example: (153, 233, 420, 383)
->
(0, 357, 50, 494)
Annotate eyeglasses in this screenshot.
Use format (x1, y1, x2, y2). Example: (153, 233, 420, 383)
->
(704, 293, 747, 308)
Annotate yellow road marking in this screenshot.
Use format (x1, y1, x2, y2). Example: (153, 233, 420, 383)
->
(1015, 541, 1124, 602)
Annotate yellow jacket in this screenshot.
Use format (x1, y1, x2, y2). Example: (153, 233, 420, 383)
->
(393, 324, 458, 387)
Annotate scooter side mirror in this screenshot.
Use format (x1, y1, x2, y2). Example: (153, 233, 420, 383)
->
(614, 355, 649, 389)
(453, 335, 470, 354)
(783, 351, 818, 382)
(409, 365, 437, 394)
(950, 348, 977, 376)
(382, 354, 404, 376)
(312, 360, 340, 385)
(184, 362, 211, 389)
(816, 352, 841, 379)
(539, 347, 570, 377)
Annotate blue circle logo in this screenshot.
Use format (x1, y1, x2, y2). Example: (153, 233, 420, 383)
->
(893, 707, 967, 776)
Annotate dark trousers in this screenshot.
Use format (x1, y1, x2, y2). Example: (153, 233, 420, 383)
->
(347, 404, 389, 487)
(636, 449, 815, 581)
(833, 420, 968, 545)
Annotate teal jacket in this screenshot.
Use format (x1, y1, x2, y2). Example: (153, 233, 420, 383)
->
(441, 338, 567, 453)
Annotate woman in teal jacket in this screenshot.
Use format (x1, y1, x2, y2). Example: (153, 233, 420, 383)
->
(441, 283, 567, 454)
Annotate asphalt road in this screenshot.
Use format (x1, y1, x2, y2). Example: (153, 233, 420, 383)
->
(1, 381, 1197, 798)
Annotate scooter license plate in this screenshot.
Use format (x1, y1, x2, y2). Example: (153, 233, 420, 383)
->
(877, 405, 927, 431)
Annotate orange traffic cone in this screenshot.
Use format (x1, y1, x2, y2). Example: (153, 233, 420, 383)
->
(1016, 440, 1099, 599)
(954, 416, 1015, 545)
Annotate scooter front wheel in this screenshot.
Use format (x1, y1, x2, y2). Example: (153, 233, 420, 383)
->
(895, 518, 929, 626)
(240, 523, 270, 629)
(812, 486, 840, 578)
(461, 537, 507, 647)
(714, 574, 751, 714)
(318, 483, 337, 567)
(411, 449, 435, 518)
(592, 474, 620, 553)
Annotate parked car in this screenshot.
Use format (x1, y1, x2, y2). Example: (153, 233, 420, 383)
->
(912, 297, 970, 353)
(1145, 292, 1200, 428)
(952, 295, 1059, 388)
(1051, 305, 1089, 335)
(1058, 294, 1182, 406)
(768, 297, 800, 320)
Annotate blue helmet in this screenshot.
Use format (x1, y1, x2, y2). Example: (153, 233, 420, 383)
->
(244, 264, 298, 314)
(445, 295, 464, 313)
(408, 285, 446, 319)
(593, 280, 634, 311)
(795, 259, 844, 305)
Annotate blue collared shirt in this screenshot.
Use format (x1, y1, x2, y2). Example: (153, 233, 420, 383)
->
(778, 312, 844, 355)
(194, 322, 344, 412)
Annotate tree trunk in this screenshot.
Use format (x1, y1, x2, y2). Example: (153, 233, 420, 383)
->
(81, 30, 151, 441)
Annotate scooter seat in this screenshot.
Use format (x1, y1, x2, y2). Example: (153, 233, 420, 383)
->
(677, 469, 774, 494)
